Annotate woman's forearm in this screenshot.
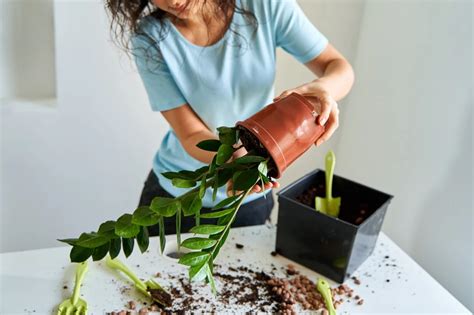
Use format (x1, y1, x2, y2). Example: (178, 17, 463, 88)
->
(315, 58, 354, 101)
(181, 129, 218, 164)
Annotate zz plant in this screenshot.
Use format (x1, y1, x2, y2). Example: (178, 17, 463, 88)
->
(58, 126, 273, 293)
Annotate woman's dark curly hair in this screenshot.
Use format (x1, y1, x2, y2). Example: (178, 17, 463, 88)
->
(104, 0, 258, 62)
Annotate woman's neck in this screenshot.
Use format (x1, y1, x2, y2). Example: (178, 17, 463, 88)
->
(168, 1, 233, 47)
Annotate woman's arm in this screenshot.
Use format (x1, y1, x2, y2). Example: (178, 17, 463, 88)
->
(275, 43, 355, 146)
(304, 44, 354, 101)
(161, 104, 217, 164)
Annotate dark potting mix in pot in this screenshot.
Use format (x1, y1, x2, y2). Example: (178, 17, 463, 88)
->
(57, 93, 390, 313)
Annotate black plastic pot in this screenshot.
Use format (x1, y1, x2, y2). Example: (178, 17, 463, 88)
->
(276, 169, 393, 283)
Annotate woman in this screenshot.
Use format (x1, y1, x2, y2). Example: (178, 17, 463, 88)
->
(105, 0, 354, 236)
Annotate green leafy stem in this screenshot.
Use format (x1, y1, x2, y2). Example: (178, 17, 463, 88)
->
(58, 126, 272, 293)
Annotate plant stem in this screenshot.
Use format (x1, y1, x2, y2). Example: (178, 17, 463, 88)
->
(208, 184, 255, 259)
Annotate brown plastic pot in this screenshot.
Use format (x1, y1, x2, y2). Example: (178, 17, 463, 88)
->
(236, 92, 325, 178)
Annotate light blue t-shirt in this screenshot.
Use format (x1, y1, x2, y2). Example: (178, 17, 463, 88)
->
(132, 0, 328, 207)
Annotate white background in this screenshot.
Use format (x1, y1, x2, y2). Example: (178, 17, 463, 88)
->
(1, 0, 472, 311)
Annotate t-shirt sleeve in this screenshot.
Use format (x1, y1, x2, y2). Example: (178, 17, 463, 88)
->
(131, 33, 187, 111)
(271, 0, 328, 63)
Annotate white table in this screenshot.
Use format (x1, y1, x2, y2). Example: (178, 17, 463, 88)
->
(0, 225, 470, 314)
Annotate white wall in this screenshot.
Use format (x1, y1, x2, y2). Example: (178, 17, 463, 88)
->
(274, 0, 365, 190)
(335, 0, 473, 310)
(1, 0, 169, 252)
(1, 0, 56, 100)
(0, 0, 364, 253)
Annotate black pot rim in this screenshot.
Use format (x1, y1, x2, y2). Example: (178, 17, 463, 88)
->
(277, 169, 394, 228)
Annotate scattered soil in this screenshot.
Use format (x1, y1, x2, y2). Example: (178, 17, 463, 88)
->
(235, 243, 244, 249)
(237, 125, 278, 177)
(352, 276, 361, 285)
(106, 264, 364, 314)
(146, 287, 172, 307)
(296, 184, 371, 225)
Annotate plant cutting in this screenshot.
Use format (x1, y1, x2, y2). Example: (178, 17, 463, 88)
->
(58, 93, 325, 293)
(315, 150, 341, 217)
(105, 256, 172, 306)
(317, 278, 337, 315)
(57, 261, 88, 315)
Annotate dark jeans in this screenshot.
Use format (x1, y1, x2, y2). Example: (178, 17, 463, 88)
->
(138, 170, 274, 236)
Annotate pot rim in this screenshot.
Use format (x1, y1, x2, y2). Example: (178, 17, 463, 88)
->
(277, 169, 394, 228)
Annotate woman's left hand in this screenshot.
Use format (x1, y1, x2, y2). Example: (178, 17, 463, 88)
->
(274, 80, 340, 147)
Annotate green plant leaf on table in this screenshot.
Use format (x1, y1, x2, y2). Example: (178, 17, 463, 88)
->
(317, 278, 337, 315)
(57, 261, 89, 315)
(105, 256, 171, 307)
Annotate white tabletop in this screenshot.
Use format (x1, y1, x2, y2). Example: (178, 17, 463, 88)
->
(0, 225, 470, 314)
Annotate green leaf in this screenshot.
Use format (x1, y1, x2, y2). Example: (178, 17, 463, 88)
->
(150, 197, 180, 217)
(260, 173, 270, 185)
(136, 226, 149, 253)
(178, 170, 200, 179)
(92, 242, 110, 261)
(158, 216, 166, 254)
(189, 224, 226, 235)
(197, 139, 222, 152)
(212, 172, 219, 202)
(161, 171, 183, 180)
(206, 263, 217, 295)
(212, 195, 239, 210)
(194, 166, 209, 177)
(122, 238, 134, 258)
(97, 221, 118, 238)
(58, 238, 79, 246)
(200, 208, 235, 219)
(195, 212, 200, 227)
(231, 170, 242, 195)
(233, 169, 260, 191)
(217, 127, 238, 145)
(211, 229, 230, 259)
(216, 144, 234, 165)
(109, 238, 121, 259)
(70, 245, 93, 263)
(172, 178, 197, 188)
(208, 156, 217, 176)
(115, 214, 141, 238)
(217, 212, 234, 225)
(163, 168, 206, 180)
(189, 260, 209, 281)
(176, 207, 181, 250)
(199, 175, 207, 199)
(234, 155, 266, 164)
(132, 206, 160, 226)
(216, 168, 233, 187)
(178, 252, 210, 266)
(76, 232, 110, 248)
(182, 193, 202, 216)
(258, 161, 268, 176)
(181, 237, 217, 250)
